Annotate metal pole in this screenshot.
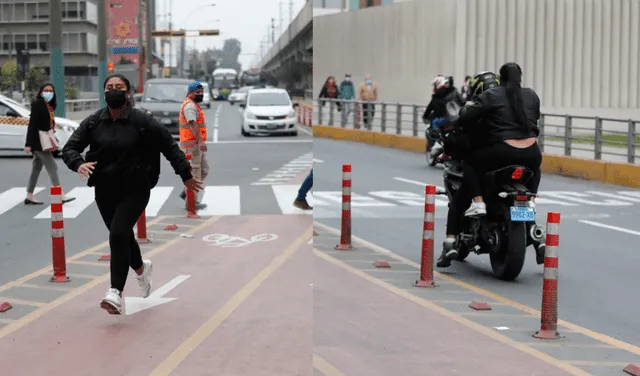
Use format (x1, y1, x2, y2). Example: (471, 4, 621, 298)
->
(289, 0, 293, 24)
(271, 18, 275, 43)
(49, 0, 66, 117)
(279, 2, 283, 35)
(98, 0, 107, 108)
(145, 0, 153, 80)
(137, 0, 144, 92)
(168, 0, 173, 72)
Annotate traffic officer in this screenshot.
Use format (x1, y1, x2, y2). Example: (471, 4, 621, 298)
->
(178, 81, 209, 209)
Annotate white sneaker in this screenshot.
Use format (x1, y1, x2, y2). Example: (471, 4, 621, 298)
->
(464, 202, 487, 217)
(137, 260, 153, 298)
(100, 288, 122, 314)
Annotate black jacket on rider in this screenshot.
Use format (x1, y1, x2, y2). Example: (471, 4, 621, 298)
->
(423, 87, 464, 121)
(458, 86, 540, 145)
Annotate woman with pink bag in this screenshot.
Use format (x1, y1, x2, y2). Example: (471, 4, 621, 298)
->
(23, 83, 75, 205)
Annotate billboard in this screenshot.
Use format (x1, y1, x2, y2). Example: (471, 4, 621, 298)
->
(106, 0, 142, 65)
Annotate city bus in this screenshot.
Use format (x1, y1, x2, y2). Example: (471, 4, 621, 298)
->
(211, 68, 238, 100)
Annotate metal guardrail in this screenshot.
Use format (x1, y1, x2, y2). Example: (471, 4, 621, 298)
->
(21, 98, 100, 114)
(314, 99, 640, 164)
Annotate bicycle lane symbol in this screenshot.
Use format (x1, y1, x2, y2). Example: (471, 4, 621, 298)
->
(201, 233, 279, 248)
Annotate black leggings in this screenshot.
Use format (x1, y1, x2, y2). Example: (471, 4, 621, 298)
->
(95, 182, 150, 292)
(464, 142, 543, 198)
(446, 181, 471, 236)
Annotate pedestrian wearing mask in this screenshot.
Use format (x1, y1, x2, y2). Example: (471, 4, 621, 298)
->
(339, 74, 356, 124)
(178, 81, 209, 209)
(359, 74, 378, 129)
(61, 74, 203, 314)
(24, 82, 75, 205)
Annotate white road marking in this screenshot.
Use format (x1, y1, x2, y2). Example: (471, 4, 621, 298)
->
(146, 186, 174, 217)
(297, 126, 313, 136)
(0, 187, 44, 215)
(252, 152, 313, 185)
(272, 185, 313, 215)
(35, 187, 95, 219)
(197, 186, 241, 216)
(579, 220, 640, 236)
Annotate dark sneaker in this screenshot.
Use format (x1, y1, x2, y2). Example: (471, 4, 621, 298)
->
(179, 190, 186, 200)
(293, 199, 312, 210)
(195, 202, 208, 210)
(436, 238, 459, 268)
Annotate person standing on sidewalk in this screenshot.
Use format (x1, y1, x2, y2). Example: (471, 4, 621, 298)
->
(24, 83, 75, 205)
(339, 73, 356, 124)
(293, 169, 313, 210)
(178, 81, 209, 209)
(359, 74, 378, 129)
(62, 74, 203, 314)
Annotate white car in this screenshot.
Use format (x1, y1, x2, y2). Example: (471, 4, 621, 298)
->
(201, 82, 212, 109)
(240, 88, 298, 136)
(0, 94, 80, 154)
(228, 86, 252, 105)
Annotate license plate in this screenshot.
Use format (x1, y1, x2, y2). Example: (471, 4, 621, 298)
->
(161, 118, 172, 124)
(510, 206, 535, 222)
(266, 124, 279, 129)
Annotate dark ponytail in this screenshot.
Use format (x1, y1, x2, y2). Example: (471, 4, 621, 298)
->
(499, 62, 528, 129)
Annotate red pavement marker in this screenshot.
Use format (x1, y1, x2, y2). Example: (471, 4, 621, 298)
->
(534, 212, 561, 340)
(335, 164, 353, 250)
(49, 186, 70, 283)
(98, 254, 111, 261)
(415, 185, 436, 288)
(373, 261, 390, 268)
(624, 364, 640, 376)
(164, 224, 178, 231)
(468, 301, 492, 311)
(0, 302, 12, 313)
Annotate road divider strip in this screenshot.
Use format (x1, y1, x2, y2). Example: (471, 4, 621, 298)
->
(312, 125, 640, 188)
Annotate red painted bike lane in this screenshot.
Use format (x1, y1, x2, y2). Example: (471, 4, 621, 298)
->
(0, 215, 313, 376)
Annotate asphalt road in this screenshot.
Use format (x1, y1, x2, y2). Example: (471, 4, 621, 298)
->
(313, 137, 640, 347)
(0, 101, 312, 286)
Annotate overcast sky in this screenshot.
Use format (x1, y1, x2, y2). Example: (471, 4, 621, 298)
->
(157, 0, 306, 70)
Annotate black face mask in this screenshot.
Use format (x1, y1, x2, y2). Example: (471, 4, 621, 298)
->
(194, 94, 204, 103)
(105, 89, 128, 109)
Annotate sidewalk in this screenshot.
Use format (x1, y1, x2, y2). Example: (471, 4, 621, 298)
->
(0, 215, 313, 376)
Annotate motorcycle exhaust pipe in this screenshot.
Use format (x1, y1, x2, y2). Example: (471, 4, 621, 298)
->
(529, 224, 545, 243)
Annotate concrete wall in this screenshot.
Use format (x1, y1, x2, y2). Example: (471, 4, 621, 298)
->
(313, 0, 640, 116)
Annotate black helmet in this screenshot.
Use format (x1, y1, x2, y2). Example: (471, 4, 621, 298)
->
(469, 71, 499, 99)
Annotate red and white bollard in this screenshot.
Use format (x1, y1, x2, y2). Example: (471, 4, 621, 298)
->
(415, 185, 436, 288)
(185, 153, 200, 219)
(335, 164, 353, 250)
(136, 210, 151, 244)
(50, 186, 70, 283)
(533, 212, 561, 339)
(305, 106, 312, 126)
(297, 106, 302, 123)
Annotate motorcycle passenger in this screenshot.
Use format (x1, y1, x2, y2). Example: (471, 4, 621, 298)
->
(457, 62, 542, 218)
(436, 71, 500, 267)
(423, 76, 464, 151)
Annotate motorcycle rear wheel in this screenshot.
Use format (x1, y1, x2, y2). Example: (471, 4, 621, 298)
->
(489, 222, 527, 281)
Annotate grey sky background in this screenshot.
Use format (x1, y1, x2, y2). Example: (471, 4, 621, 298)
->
(157, 0, 306, 70)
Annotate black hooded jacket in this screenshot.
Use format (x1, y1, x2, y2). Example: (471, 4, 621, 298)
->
(423, 87, 464, 121)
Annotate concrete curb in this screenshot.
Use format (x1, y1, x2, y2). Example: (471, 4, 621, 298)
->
(312, 124, 640, 188)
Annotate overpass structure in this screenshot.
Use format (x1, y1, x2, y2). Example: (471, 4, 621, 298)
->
(257, 1, 313, 94)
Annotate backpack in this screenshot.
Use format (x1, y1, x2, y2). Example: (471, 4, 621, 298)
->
(84, 108, 161, 189)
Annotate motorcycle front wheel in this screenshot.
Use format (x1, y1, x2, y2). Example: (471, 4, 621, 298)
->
(489, 221, 527, 281)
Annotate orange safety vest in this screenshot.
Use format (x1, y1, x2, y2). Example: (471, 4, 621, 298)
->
(178, 98, 207, 149)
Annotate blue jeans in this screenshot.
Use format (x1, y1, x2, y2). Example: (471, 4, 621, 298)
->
(296, 169, 313, 201)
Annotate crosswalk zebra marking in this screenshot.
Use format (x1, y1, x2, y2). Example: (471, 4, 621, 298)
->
(272, 185, 313, 215)
(252, 152, 313, 185)
(147, 187, 175, 217)
(35, 187, 95, 219)
(1, 187, 45, 216)
(198, 186, 241, 216)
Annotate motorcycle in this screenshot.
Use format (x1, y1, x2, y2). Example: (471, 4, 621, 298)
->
(424, 118, 450, 167)
(437, 123, 546, 281)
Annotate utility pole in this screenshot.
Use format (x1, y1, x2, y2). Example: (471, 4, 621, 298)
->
(49, 0, 65, 117)
(97, 0, 107, 108)
(168, 0, 173, 73)
(145, 0, 153, 80)
(271, 18, 275, 43)
(289, 0, 293, 24)
(279, 2, 283, 35)
(137, 0, 144, 92)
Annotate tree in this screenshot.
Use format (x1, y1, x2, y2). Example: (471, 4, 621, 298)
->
(0, 60, 17, 93)
(26, 67, 46, 101)
(219, 38, 242, 72)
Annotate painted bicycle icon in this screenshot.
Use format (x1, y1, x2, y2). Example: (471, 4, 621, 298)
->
(201, 233, 279, 248)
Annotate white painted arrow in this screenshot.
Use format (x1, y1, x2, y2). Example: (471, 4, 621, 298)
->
(124, 275, 191, 315)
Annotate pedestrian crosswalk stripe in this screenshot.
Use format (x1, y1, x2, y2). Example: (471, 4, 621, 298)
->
(198, 186, 241, 216)
(147, 187, 175, 217)
(35, 187, 95, 219)
(1, 187, 45, 216)
(252, 152, 313, 185)
(272, 184, 313, 215)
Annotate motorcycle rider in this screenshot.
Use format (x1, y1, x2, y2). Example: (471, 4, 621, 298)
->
(436, 71, 499, 267)
(423, 76, 464, 151)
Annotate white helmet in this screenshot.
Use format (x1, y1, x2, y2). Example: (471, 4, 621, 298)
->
(432, 75, 451, 91)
